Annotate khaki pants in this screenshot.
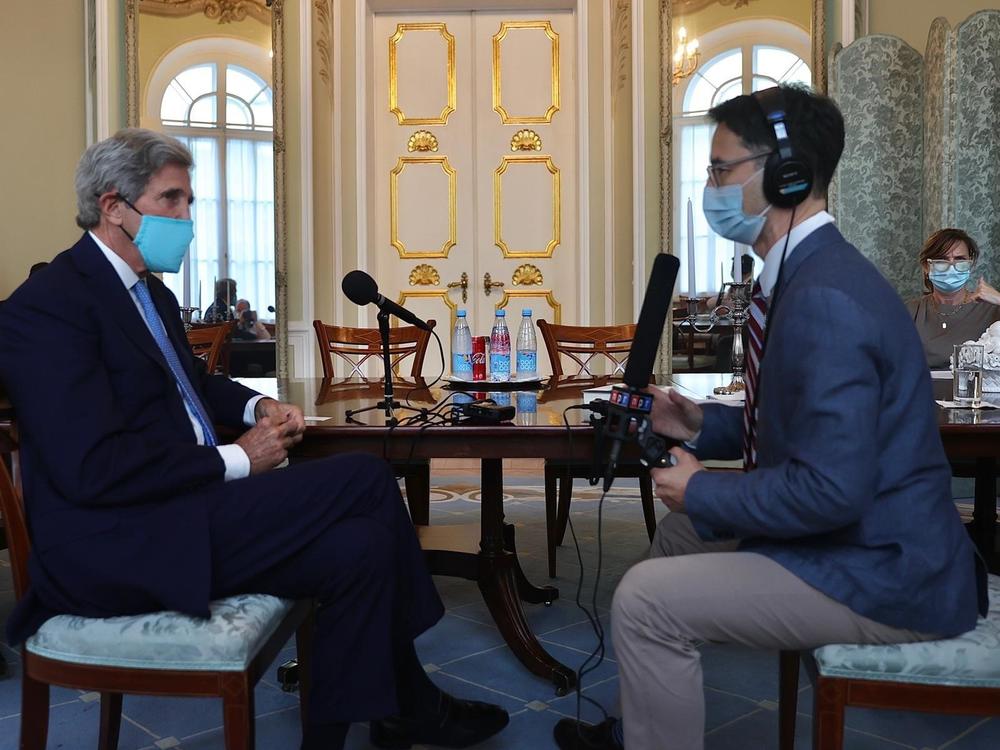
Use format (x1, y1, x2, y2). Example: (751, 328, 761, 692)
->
(612, 511, 935, 750)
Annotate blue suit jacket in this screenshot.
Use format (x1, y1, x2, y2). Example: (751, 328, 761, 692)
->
(686, 223, 984, 637)
(0, 234, 259, 644)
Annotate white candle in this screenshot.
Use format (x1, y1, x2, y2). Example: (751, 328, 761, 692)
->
(687, 198, 696, 296)
(734, 243, 743, 283)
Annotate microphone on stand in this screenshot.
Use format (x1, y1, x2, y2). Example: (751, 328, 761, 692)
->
(342, 270, 433, 331)
(599, 253, 681, 491)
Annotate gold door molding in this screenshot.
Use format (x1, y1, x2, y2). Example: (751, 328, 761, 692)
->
(494, 155, 561, 258)
(389, 22, 457, 125)
(396, 290, 458, 330)
(496, 289, 562, 324)
(390, 156, 458, 258)
(492, 21, 560, 124)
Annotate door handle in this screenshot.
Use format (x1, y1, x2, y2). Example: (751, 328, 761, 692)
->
(483, 272, 504, 297)
(447, 272, 469, 303)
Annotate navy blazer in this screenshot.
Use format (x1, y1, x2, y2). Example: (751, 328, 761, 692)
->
(686, 223, 984, 637)
(0, 234, 259, 644)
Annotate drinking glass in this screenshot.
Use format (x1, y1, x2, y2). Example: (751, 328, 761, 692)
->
(953, 343, 984, 407)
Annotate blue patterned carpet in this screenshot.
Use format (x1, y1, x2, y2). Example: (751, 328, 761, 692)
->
(0, 476, 996, 749)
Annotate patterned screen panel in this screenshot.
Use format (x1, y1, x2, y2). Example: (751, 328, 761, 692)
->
(953, 12, 1000, 285)
(832, 36, 924, 300)
(923, 18, 954, 242)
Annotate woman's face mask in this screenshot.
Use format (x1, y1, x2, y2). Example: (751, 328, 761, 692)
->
(118, 195, 194, 274)
(702, 167, 771, 245)
(928, 265, 971, 294)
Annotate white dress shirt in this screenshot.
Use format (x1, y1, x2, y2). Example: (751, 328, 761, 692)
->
(757, 210, 835, 299)
(90, 232, 260, 481)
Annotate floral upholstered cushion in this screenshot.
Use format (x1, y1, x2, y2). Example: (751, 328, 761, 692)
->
(26, 594, 293, 671)
(814, 574, 1000, 687)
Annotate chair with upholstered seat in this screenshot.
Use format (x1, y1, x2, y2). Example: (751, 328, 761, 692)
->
(536, 320, 657, 577)
(312, 319, 436, 525)
(187, 321, 235, 375)
(777, 574, 1000, 749)
(0, 422, 314, 750)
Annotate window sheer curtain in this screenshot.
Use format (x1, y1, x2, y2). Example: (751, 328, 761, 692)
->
(227, 138, 275, 319)
(164, 137, 220, 310)
(162, 137, 273, 318)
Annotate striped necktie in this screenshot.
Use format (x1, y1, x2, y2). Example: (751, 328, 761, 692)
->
(743, 281, 768, 470)
(132, 279, 218, 446)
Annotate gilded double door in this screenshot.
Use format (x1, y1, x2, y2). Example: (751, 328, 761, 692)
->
(372, 9, 578, 375)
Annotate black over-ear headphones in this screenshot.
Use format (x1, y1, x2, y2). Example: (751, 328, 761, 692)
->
(753, 87, 813, 208)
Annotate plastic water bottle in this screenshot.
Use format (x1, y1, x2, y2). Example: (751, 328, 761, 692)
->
(516, 308, 537, 378)
(489, 310, 511, 381)
(451, 309, 473, 376)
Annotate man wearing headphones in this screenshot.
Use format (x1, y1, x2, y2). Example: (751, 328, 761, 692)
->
(555, 85, 984, 750)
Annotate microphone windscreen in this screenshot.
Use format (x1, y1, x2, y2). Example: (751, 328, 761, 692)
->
(622, 253, 681, 389)
(342, 270, 379, 306)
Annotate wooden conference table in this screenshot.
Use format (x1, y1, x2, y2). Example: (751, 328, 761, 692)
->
(1, 373, 996, 692)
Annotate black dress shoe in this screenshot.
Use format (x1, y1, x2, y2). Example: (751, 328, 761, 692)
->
(370, 693, 510, 749)
(553, 717, 624, 750)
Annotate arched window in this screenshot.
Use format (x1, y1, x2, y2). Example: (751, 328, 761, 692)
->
(674, 20, 811, 298)
(148, 40, 274, 318)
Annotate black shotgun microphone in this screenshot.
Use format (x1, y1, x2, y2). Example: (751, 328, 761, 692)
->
(341, 270, 433, 331)
(601, 253, 681, 491)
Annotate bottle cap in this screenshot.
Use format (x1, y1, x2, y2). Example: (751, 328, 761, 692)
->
(522, 308, 532, 316)
(456, 309, 466, 317)
(496, 309, 506, 316)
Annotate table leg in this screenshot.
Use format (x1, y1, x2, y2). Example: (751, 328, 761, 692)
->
(972, 457, 998, 573)
(477, 459, 576, 695)
(502, 522, 558, 605)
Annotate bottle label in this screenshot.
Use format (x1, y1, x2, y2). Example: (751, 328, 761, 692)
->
(516, 351, 537, 375)
(452, 352, 472, 374)
(489, 353, 511, 380)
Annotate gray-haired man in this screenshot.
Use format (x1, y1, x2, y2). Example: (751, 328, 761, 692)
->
(0, 128, 508, 750)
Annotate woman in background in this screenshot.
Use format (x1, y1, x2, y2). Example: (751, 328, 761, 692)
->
(907, 228, 1000, 368)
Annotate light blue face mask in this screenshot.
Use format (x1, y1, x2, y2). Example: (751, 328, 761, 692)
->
(928, 267, 971, 294)
(702, 168, 771, 245)
(118, 195, 194, 274)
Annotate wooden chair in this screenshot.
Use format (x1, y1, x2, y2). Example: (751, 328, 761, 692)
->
(536, 320, 657, 577)
(312, 319, 436, 525)
(312, 319, 435, 380)
(187, 321, 235, 375)
(0, 420, 314, 750)
(777, 574, 1000, 749)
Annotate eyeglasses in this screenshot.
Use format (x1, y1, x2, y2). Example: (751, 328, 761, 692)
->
(706, 152, 774, 186)
(928, 259, 973, 273)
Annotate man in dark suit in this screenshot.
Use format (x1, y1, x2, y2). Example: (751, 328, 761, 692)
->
(0, 129, 507, 750)
(556, 87, 985, 749)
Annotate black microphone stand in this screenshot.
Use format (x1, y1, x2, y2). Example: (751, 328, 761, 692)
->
(345, 309, 424, 426)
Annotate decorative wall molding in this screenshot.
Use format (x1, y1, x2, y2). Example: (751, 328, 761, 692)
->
(139, 0, 270, 24)
(612, 0, 631, 99)
(812, 0, 827, 93)
(660, 0, 674, 375)
(314, 0, 332, 93)
(672, 0, 756, 13)
(84, 0, 113, 143)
